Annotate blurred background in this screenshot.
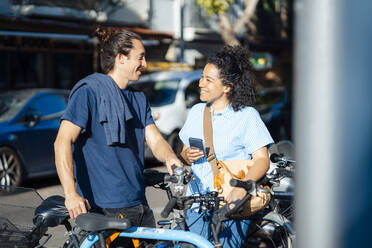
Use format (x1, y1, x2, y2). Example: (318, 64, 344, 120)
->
(0, 0, 293, 185)
(1, 0, 372, 247)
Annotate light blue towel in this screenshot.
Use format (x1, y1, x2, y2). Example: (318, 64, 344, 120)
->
(69, 73, 133, 145)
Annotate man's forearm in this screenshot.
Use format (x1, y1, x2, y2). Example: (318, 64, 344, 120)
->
(54, 139, 78, 197)
(145, 124, 182, 172)
(151, 138, 178, 163)
(54, 120, 89, 218)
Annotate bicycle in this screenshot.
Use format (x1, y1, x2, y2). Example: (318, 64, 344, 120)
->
(243, 141, 295, 248)
(0, 176, 214, 248)
(0, 149, 295, 248)
(154, 162, 295, 248)
(76, 164, 295, 248)
(0, 172, 258, 248)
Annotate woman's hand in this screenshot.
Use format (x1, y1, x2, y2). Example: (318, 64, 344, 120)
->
(181, 146, 204, 165)
(226, 187, 247, 203)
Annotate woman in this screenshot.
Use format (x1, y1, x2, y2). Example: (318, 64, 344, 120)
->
(179, 45, 274, 247)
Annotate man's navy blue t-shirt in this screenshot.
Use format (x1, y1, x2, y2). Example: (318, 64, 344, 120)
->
(62, 85, 154, 208)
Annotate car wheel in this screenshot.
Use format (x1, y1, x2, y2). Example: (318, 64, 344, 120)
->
(168, 132, 184, 157)
(0, 147, 23, 186)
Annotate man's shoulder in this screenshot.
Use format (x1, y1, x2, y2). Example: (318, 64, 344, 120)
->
(71, 73, 110, 95)
(126, 88, 147, 103)
(70, 83, 96, 99)
(129, 88, 146, 97)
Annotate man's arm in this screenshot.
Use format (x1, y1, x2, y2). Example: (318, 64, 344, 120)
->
(54, 120, 90, 218)
(145, 124, 183, 173)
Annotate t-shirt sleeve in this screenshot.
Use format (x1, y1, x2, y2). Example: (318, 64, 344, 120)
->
(144, 94, 154, 127)
(61, 86, 92, 132)
(243, 108, 274, 154)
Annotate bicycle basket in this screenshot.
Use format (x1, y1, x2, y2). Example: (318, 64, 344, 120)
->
(0, 185, 45, 248)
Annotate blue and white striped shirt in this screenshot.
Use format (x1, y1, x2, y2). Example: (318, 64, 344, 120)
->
(179, 103, 274, 195)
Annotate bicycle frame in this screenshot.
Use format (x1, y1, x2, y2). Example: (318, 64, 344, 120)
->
(78, 226, 214, 248)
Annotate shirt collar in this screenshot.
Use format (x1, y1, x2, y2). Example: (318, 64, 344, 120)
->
(210, 103, 234, 117)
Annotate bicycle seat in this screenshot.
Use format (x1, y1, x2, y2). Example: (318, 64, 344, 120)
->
(76, 213, 131, 232)
(33, 195, 69, 228)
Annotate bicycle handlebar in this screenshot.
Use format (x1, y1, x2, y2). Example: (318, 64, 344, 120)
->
(216, 179, 255, 219)
(161, 197, 177, 218)
(144, 166, 193, 188)
(270, 153, 296, 164)
(144, 170, 168, 186)
(143, 170, 181, 187)
(230, 178, 254, 192)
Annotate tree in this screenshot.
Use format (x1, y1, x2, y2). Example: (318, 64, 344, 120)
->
(195, 0, 289, 46)
(195, 0, 259, 45)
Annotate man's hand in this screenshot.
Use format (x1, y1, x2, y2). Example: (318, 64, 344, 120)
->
(65, 193, 91, 219)
(226, 187, 247, 203)
(165, 157, 183, 175)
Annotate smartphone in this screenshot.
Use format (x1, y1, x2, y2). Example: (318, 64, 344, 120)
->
(189, 137, 205, 152)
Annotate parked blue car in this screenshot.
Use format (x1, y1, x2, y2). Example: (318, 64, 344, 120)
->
(0, 89, 69, 186)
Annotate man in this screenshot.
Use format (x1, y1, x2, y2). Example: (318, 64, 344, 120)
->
(54, 28, 182, 231)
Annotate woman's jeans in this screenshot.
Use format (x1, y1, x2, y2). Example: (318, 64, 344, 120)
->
(186, 209, 251, 248)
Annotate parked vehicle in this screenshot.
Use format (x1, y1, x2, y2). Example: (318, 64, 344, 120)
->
(255, 86, 291, 142)
(0, 89, 69, 186)
(129, 70, 203, 158)
(130, 70, 291, 159)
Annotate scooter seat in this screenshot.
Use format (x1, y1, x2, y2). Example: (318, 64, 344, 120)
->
(76, 213, 131, 232)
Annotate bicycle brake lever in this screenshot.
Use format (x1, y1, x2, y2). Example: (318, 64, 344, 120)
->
(171, 164, 178, 173)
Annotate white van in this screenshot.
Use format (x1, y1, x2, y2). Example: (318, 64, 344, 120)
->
(129, 69, 203, 159)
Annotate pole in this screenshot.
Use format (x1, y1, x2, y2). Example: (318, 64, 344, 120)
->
(295, 0, 372, 247)
(179, 0, 185, 63)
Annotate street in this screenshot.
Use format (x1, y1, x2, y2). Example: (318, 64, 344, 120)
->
(24, 162, 170, 248)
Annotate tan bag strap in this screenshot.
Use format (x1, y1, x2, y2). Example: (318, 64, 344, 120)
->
(203, 104, 219, 176)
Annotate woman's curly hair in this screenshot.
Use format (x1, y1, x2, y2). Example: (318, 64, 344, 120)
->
(207, 45, 256, 111)
(95, 26, 142, 74)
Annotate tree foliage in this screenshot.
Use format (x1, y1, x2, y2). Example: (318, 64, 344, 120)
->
(195, 0, 235, 15)
(195, 0, 260, 45)
(195, 0, 289, 46)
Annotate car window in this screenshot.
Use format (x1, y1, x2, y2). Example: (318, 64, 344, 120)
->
(26, 94, 68, 117)
(130, 80, 180, 107)
(185, 80, 201, 108)
(0, 91, 34, 122)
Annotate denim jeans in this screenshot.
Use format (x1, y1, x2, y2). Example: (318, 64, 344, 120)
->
(102, 203, 156, 248)
(186, 209, 251, 248)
